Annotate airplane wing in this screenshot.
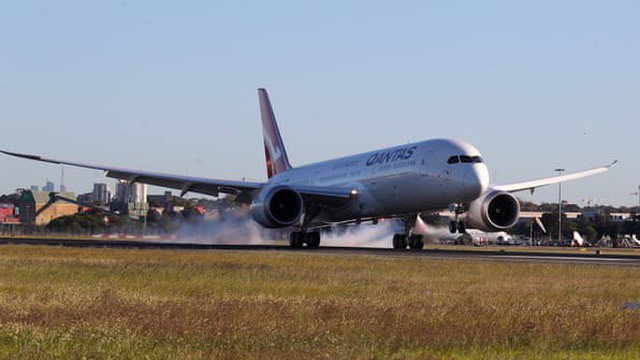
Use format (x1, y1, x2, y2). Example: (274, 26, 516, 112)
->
(492, 160, 618, 193)
(1, 150, 263, 197)
(0, 150, 357, 202)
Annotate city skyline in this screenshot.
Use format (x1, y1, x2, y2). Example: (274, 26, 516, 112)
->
(0, 1, 638, 206)
(5, 176, 634, 210)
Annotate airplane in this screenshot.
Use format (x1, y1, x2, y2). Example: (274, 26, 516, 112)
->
(1, 88, 617, 249)
(571, 231, 591, 247)
(632, 234, 640, 247)
(413, 214, 514, 245)
(464, 229, 514, 246)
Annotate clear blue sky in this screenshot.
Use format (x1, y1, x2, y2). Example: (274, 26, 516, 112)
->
(0, 1, 638, 206)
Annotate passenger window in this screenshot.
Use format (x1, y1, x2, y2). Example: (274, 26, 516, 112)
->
(447, 156, 459, 164)
(472, 156, 483, 163)
(460, 155, 473, 163)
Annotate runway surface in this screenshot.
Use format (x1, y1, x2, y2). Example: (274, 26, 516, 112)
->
(2, 236, 640, 266)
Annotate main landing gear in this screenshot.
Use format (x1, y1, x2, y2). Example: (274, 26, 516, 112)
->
(289, 231, 321, 249)
(392, 214, 424, 250)
(392, 233, 424, 249)
(289, 204, 322, 249)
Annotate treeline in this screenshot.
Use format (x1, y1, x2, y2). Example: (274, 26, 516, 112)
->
(420, 208, 640, 241)
(520, 201, 640, 215)
(46, 205, 208, 235)
(511, 212, 640, 241)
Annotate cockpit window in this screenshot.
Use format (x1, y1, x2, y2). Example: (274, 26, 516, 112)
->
(448, 155, 483, 165)
(459, 155, 473, 163)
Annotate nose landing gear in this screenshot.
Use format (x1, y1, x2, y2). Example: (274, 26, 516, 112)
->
(448, 220, 466, 234)
(449, 203, 467, 234)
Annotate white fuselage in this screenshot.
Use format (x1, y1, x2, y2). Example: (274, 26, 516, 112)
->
(268, 138, 490, 225)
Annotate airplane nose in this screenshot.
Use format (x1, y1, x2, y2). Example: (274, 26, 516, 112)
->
(464, 165, 490, 199)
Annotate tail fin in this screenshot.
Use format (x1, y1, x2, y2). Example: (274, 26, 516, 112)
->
(572, 231, 584, 246)
(258, 88, 292, 178)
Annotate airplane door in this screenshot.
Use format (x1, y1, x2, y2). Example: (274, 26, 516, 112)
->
(420, 151, 434, 176)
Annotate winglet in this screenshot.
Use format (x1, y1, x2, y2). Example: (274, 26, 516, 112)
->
(1, 150, 59, 164)
(258, 88, 293, 178)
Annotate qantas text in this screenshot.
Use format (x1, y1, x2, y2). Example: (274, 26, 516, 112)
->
(366, 146, 417, 166)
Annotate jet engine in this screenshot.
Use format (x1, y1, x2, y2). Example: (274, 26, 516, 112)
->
(464, 190, 520, 232)
(250, 185, 304, 228)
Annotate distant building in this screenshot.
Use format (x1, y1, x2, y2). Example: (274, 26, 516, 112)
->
(0, 203, 19, 223)
(112, 180, 147, 215)
(92, 183, 112, 205)
(579, 210, 631, 222)
(42, 181, 55, 192)
(114, 180, 147, 204)
(132, 183, 147, 205)
(148, 191, 174, 211)
(163, 191, 172, 209)
(30, 185, 39, 192)
(114, 180, 125, 203)
(18, 191, 78, 225)
(77, 192, 93, 204)
(60, 166, 67, 193)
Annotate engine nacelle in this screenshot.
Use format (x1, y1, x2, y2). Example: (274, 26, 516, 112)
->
(250, 185, 304, 228)
(465, 190, 520, 232)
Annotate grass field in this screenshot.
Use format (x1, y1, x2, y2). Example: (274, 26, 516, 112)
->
(0, 245, 639, 359)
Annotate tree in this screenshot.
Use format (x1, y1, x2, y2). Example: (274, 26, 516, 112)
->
(606, 222, 622, 239)
(574, 216, 597, 241)
(146, 209, 162, 224)
(148, 198, 163, 208)
(180, 204, 204, 224)
(539, 203, 558, 212)
(0, 193, 20, 205)
(622, 220, 640, 237)
(159, 212, 178, 233)
(510, 220, 530, 236)
(563, 203, 582, 212)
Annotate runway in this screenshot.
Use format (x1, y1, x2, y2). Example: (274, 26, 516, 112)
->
(2, 236, 639, 266)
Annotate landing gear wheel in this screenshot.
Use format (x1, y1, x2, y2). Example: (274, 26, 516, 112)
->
(289, 232, 304, 248)
(408, 234, 424, 249)
(306, 232, 321, 248)
(457, 221, 466, 234)
(449, 221, 458, 234)
(392, 234, 408, 249)
(400, 234, 408, 249)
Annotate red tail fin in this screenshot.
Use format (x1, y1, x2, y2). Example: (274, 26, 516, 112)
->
(258, 88, 292, 178)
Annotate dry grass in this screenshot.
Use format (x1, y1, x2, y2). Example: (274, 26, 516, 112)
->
(0, 245, 639, 359)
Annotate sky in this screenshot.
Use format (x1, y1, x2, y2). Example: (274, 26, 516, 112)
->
(0, 1, 638, 207)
